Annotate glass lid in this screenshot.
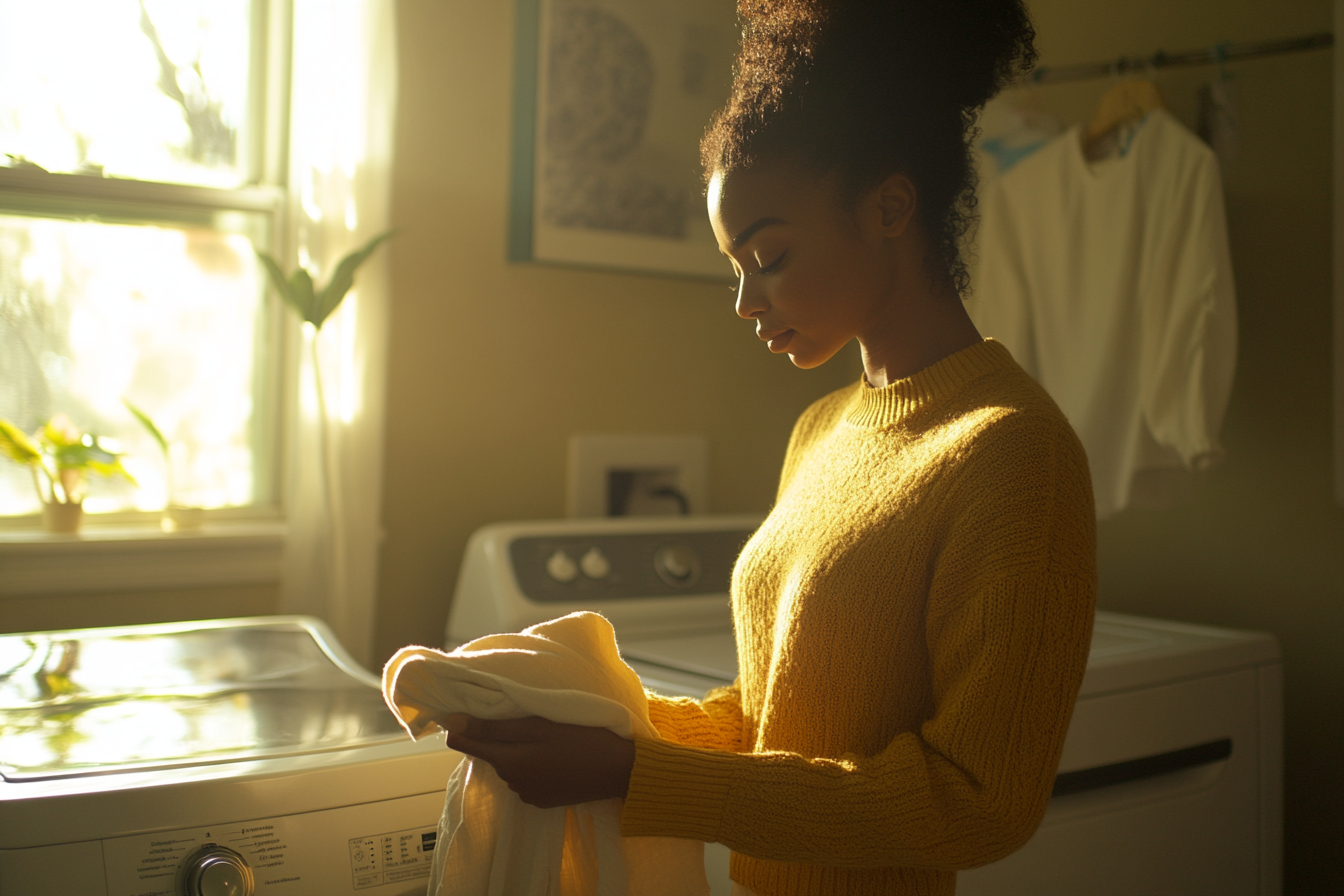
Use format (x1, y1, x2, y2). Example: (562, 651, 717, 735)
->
(0, 618, 406, 782)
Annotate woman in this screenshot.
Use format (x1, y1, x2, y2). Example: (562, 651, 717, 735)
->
(447, 1, 1096, 893)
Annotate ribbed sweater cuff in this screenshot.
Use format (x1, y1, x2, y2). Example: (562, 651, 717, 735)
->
(621, 736, 735, 841)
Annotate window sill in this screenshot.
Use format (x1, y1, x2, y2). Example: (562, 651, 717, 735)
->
(0, 522, 285, 597)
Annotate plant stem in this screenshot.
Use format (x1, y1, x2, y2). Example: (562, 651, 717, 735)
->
(310, 333, 349, 626)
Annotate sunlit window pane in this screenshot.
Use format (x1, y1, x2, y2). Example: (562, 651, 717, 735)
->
(0, 0, 252, 187)
(0, 214, 269, 516)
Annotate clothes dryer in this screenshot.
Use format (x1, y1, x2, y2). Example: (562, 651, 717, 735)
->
(448, 515, 1282, 896)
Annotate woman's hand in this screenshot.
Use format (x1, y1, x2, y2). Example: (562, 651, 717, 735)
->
(444, 715, 635, 809)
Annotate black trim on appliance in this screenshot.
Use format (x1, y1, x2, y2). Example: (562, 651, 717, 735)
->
(1052, 738, 1233, 797)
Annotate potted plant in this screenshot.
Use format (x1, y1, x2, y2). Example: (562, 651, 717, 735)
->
(256, 232, 392, 532)
(0, 414, 136, 533)
(123, 399, 203, 533)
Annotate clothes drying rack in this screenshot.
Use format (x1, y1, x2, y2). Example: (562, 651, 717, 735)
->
(1027, 31, 1333, 85)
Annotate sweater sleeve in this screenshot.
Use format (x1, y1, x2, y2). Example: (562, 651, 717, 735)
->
(645, 682, 745, 753)
(623, 571, 1093, 869)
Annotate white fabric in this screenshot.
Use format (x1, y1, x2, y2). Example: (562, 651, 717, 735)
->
(382, 611, 710, 896)
(278, 0, 397, 666)
(968, 109, 1237, 517)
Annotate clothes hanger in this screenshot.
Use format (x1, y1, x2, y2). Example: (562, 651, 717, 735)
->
(1083, 58, 1165, 160)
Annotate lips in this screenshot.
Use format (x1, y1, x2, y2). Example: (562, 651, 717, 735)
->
(757, 327, 795, 353)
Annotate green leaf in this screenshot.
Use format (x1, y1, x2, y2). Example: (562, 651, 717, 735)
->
(256, 250, 291, 298)
(255, 231, 394, 329)
(42, 418, 80, 448)
(257, 251, 306, 321)
(123, 399, 168, 457)
(289, 267, 317, 324)
(0, 418, 42, 466)
(52, 442, 94, 470)
(311, 230, 395, 329)
(87, 456, 138, 486)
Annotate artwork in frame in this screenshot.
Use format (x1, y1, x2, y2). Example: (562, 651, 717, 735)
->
(509, 0, 740, 281)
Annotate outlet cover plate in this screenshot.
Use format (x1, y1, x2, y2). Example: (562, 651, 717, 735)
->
(567, 433, 708, 517)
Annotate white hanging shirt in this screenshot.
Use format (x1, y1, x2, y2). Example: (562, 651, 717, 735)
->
(968, 108, 1237, 517)
(382, 611, 710, 896)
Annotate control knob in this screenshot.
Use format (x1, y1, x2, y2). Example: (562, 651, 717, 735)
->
(580, 547, 611, 579)
(653, 544, 700, 587)
(546, 550, 578, 582)
(177, 844, 254, 896)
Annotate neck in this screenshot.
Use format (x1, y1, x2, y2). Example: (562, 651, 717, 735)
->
(859, 272, 982, 389)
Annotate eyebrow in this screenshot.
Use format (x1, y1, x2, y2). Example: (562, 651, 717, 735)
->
(731, 216, 788, 248)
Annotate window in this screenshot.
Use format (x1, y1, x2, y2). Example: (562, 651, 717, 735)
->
(0, 0, 287, 522)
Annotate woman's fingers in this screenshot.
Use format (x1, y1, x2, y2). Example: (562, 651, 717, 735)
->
(443, 715, 552, 742)
(440, 715, 635, 808)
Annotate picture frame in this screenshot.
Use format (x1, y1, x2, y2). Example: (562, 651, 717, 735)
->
(508, 0, 739, 281)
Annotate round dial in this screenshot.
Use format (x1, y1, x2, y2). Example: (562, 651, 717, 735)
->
(178, 844, 255, 896)
(580, 547, 611, 579)
(653, 544, 700, 588)
(546, 550, 579, 582)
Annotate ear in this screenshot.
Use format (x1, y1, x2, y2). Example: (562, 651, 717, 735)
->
(874, 173, 918, 237)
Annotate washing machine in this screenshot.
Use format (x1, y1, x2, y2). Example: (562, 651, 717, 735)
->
(447, 515, 1283, 896)
(0, 616, 460, 896)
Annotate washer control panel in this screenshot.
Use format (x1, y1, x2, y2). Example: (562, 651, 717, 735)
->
(509, 528, 753, 602)
(98, 791, 442, 895)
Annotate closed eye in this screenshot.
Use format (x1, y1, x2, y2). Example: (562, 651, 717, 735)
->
(758, 251, 787, 274)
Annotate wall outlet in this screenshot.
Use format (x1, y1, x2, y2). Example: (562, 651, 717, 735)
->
(567, 434, 708, 517)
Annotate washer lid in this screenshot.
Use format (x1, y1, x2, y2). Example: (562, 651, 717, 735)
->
(0, 617, 404, 782)
(1080, 611, 1280, 696)
(616, 612, 1281, 699)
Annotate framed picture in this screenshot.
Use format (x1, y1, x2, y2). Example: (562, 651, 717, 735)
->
(508, 0, 739, 281)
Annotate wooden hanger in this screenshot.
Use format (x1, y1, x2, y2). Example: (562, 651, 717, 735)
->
(1083, 79, 1165, 159)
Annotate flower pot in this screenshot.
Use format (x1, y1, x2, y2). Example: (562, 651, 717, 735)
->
(42, 501, 84, 534)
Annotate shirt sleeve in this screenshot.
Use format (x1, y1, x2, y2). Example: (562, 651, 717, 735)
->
(1139, 126, 1237, 471)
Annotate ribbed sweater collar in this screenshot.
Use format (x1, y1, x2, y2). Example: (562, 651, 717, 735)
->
(844, 338, 1012, 429)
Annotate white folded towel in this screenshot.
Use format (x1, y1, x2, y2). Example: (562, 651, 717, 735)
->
(382, 611, 710, 896)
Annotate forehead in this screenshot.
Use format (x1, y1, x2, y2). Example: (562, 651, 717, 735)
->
(708, 163, 841, 240)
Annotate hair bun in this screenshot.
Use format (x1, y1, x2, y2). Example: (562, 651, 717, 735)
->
(813, 0, 1037, 111)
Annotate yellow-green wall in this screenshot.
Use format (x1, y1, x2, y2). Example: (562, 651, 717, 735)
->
(377, 1, 1342, 892)
(373, 0, 855, 660)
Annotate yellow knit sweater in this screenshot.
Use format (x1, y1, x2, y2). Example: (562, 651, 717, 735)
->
(620, 339, 1097, 896)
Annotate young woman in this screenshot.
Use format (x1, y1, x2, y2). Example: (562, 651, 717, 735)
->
(447, 2, 1097, 893)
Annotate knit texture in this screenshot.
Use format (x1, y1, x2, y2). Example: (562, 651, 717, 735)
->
(621, 339, 1097, 896)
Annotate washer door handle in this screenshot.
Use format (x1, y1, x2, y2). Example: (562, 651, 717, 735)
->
(1052, 737, 1233, 797)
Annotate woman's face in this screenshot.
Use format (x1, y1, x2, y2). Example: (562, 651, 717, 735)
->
(708, 162, 898, 369)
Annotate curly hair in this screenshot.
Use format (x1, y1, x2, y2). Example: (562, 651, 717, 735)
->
(701, 0, 1037, 296)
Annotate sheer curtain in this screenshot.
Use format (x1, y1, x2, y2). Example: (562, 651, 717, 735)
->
(278, 0, 397, 668)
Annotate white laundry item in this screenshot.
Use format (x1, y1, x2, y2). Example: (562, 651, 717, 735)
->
(382, 611, 710, 896)
(968, 108, 1237, 517)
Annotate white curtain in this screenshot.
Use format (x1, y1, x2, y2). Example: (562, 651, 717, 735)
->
(278, 0, 397, 669)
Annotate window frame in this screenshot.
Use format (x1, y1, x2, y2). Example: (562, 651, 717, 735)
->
(0, 0, 295, 556)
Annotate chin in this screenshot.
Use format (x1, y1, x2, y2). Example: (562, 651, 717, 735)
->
(788, 352, 829, 370)
(787, 343, 845, 370)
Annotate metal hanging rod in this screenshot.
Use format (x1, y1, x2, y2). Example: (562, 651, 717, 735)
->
(1025, 31, 1333, 85)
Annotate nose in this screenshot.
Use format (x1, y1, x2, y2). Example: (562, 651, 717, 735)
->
(735, 274, 767, 320)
